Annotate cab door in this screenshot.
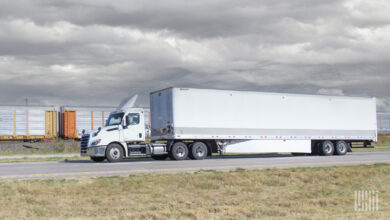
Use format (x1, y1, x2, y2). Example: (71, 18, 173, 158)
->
(122, 112, 145, 142)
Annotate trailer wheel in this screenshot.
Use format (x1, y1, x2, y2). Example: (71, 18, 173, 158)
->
(90, 157, 105, 162)
(169, 142, 188, 160)
(319, 141, 334, 156)
(347, 142, 352, 152)
(311, 141, 320, 155)
(188, 143, 194, 159)
(151, 154, 168, 160)
(189, 142, 208, 160)
(106, 143, 124, 162)
(335, 141, 348, 155)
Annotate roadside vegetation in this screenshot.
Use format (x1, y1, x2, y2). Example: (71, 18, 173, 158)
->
(0, 156, 89, 163)
(0, 139, 80, 155)
(352, 135, 390, 152)
(352, 145, 390, 152)
(374, 134, 390, 146)
(0, 164, 388, 219)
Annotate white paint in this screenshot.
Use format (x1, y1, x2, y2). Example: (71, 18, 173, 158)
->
(151, 88, 377, 141)
(224, 140, 311, 153)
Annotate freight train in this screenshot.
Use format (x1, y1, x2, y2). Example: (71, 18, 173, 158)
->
(0, 105, 150, 141)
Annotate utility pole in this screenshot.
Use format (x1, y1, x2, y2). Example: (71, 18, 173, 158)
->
(25, 98, 28, 106)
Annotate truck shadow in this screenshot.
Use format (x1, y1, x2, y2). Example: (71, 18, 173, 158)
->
(64, 153, 298, 163)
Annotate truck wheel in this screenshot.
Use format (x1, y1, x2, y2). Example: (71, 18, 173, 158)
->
(169, 142, 188, 160)
(151, 154, 168, 160)
(335, 141, 348, 155)
(311, 141, 320, 155)
(106, 143, 124, 162)
(319, 141, 334, 156)
(187, 143, 194, 159)
(347, 142, 352, 152)
(90, 157, 105, 162)
(190, 142, 208, 160)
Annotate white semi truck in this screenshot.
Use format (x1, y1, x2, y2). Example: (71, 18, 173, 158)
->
(81, 87, 377, 162)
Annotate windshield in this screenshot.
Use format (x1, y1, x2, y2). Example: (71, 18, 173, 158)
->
(105, 113, 124, 127)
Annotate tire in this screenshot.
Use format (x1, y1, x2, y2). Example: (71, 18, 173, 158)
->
(189, 142, 208, 160)
(169, 142, 188, 160)
(311, 141, 320, 155)
(187, 143, 194, 159)
(90, 157, 105, 162)
(347, 142, 352, 152)
(319, 141, 335, 156)
(151, 154, 168, 160)
(335, 141, 348, 155)
(106, 143, 124, 162)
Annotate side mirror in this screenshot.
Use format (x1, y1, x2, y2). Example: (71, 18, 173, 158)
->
(122, 119, 128, 129)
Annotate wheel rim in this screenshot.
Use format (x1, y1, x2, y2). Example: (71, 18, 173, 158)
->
(324, 143, 332, 154)
(175, 146, 185, 157)
(109, 148, 121, 159)
(195, 146, 205, 157)
(338, 143, 346, 153)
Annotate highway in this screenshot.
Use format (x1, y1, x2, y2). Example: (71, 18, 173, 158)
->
(0, 152, 389, 180)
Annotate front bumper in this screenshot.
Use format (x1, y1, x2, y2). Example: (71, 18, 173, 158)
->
(81, 145, 107, 157)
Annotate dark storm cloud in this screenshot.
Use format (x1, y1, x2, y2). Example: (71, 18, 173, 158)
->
(0, 0, 389, 110)
(0, 0, 343, 39)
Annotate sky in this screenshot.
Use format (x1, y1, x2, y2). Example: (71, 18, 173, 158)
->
(0, 0, 389, 110)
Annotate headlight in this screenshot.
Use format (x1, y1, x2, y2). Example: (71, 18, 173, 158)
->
(91, 139, 101, 146)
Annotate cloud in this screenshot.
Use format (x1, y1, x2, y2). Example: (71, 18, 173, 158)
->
(0, 0, 389, 110)
(317, 89, 345, 96)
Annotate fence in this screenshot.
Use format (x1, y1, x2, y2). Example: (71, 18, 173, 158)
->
(377, 112, 390, 134)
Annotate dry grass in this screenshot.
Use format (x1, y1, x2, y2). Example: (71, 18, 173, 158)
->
(0, 164, 389, 219)
(0, 156, 88, 163)
(353, 146, 390, 152)
(374, 134, 390, 146)
(0, 139, 80, 155)
(353, 135, 390, 152)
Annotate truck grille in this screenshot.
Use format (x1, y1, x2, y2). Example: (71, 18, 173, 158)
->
(80, 134, 90, 154)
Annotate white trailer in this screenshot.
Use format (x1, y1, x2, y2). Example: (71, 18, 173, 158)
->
(81, 87, 377, 162)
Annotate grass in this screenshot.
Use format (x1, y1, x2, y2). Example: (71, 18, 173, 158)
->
(0, 164, 388, 219)
(0, 139, 80, 156)
(0, 156, 89, 163)
(0, 151, 79, 156)
(352, 146, 390, 152)
(374, 134, 390, 146)
(351, 135, 390, 152)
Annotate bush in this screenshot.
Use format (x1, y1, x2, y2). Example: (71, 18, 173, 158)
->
(53, 140, 66, 153)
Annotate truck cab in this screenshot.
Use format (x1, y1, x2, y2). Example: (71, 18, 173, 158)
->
(81, 108, 154, 162)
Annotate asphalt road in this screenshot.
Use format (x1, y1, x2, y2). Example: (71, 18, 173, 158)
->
(0, 152, 389, 180)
